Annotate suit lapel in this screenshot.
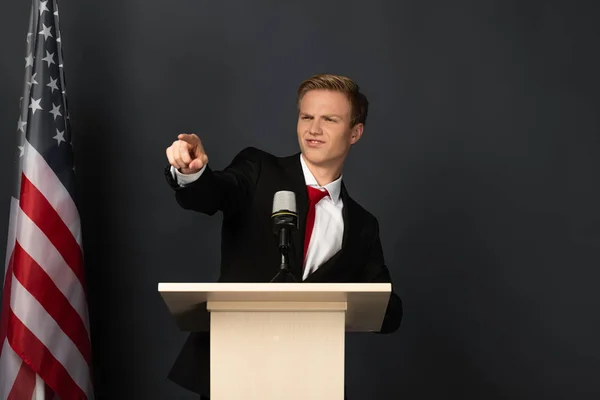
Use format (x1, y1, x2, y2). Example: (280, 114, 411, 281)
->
(278, 156, 360, 282)
(303, 182, 358, 282)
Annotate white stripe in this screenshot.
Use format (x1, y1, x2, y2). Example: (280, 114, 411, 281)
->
(21, 140, 81, 246)
(10, 276, 93, 399)
(15, 207, 89, 332)
(3, 198, 19, 275)
(0, 339, 22, 400)
(33, 374, 45, 400)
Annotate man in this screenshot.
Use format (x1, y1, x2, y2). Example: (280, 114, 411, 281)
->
(164, 74, 402, 398)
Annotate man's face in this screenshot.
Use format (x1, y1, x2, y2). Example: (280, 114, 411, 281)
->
(297, 89, 363, 169)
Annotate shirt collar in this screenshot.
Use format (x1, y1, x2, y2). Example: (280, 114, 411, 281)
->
(299, 153, 342, 204)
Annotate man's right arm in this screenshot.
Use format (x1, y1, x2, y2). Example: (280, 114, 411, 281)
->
(165, 133, 261, 217)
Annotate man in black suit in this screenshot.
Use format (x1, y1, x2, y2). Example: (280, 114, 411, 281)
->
(164, 74, 402, 398)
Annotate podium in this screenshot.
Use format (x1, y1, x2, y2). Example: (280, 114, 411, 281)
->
(158, 282, 391, 399)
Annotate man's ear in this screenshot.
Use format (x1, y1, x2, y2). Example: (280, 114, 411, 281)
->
(350, 123, 364, 145)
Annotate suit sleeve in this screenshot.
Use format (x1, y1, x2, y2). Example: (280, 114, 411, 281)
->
(361, 218, 403, 334)
(164, 146, 262, 218)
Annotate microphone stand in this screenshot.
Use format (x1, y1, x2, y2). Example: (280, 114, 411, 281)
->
(269, 226, 298, 283)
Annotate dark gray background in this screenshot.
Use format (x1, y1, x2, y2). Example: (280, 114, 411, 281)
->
(1, 0, 599, 399)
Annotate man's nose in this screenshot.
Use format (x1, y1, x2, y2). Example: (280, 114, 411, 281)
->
(309, 119, 323, 135)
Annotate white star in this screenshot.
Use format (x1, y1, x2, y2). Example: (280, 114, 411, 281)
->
(18, 146, 24, 157)
(42, 50, 55, 67)
(47, 77, 59, 92)
(38, 24, 53, 41)
(17, 117, 27, 132)
(39, 1, 49, 15)
(25, 53, 34, 67)
(49, 103, 62, 120)
(27, 72, 38, 86)
(54, 4, 59, 16)
(29, 98, 43, 114)
(56, 36, 61, 43)
(53, 129, 65, 146)
(26, 33, 33, 43)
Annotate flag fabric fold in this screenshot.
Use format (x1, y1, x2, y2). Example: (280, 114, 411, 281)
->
(0, 1, 94, 399)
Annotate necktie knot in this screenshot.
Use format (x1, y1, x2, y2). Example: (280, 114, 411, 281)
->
(307, 185, 329, 205)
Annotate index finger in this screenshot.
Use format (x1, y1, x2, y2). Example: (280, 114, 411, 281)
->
(177, 133, 200, 146)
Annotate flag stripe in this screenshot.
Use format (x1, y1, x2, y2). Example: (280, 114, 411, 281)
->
(0, 252, 15, 359)
(22, 139, 81, 246)
(34, 375, 47, 400)
(4, 198, 18, 273)
(19, 173, 85, 288)
(6, 311, 87, 400)
(12, 242, 91, 364)
(44, 381, 55, 400)
(9, 277, 91, 398)
(0, 340, 21, 399)
(7, 361, 36, 400)
(15, 205, 88, 324)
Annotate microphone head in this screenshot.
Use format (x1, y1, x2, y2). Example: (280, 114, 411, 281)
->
(271, 191, 298, 234)
(272, 190, 296, 214)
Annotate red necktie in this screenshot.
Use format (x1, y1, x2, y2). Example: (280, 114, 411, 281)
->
(303, 186, 329, 266)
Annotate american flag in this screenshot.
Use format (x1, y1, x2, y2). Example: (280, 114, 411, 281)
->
(0, 1, 94, 399)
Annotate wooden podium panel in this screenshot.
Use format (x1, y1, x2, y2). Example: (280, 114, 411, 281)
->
(158, 282, 391, 399)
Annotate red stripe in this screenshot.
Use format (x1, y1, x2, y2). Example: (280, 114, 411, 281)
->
(19, 173, 86, 290)
(7, 360, 36, 400)
(8, 311, 87, 400)
(0, 250, 15, 358)
(12, 242, 92, 364)
(46, 382, 56, 399)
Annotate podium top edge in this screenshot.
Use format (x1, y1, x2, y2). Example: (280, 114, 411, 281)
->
(157, 282, 391, 293)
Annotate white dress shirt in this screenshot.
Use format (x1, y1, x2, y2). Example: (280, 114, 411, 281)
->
(298, 155, 344, 280)
(170, 154, 344, 280)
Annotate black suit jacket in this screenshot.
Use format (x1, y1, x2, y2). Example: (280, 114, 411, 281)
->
(164, 147, 402, 397)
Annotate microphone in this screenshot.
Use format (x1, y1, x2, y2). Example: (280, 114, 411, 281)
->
(270, 191, 298, 282)
(271, 190, 298, 249)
